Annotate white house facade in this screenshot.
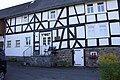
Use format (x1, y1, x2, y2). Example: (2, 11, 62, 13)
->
(0, 0, 120, 66)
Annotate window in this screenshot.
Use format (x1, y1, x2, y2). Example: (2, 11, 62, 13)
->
(26, 37, 31, 46)
(98, 2, 104, 12)
(50, 11, 56, 19)
(7, 41, 11, 48)
(88, 26, 95, 37)
(99, 25, 107, 36)
(87, 4, 94, 13)
(22, 15, 28, 23)
(49, 10, 57, 20)
(16, 40, 20, 47)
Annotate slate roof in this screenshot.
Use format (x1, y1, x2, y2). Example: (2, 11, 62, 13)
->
(0, 0, 98, 19)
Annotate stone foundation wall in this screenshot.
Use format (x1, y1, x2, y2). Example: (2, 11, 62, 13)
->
(85, 47, 120, 67)
(24, 49, 73, 67)
(25, 56, 53, 67)
(54, 49, 73, 67)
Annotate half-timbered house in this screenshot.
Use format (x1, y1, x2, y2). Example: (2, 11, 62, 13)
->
(0, 0, 120, 66)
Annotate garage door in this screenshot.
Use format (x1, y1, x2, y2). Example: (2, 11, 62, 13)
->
(74, 49, 84, 66)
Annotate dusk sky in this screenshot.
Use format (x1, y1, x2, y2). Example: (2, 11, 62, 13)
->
(0, 0, 32, 9)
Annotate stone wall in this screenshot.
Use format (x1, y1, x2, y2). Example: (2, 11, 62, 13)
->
(24, 49, 73, 67)
(85, 47, 120, 67)
(25, 56, 53, 67)
(54, 49, 73, 67)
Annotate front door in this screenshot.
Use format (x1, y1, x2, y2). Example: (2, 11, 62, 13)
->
(74, 49, 84, 66)
(40, 32, 51, 55)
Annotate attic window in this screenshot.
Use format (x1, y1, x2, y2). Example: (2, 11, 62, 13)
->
(49, 10, 58, 20)
(22, 15, 28, 23)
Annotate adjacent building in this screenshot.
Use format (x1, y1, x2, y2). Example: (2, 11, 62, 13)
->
(0, 0, 120, 66)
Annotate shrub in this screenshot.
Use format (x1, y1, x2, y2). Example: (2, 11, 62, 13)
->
(8, 57, 17, 62)
(99, 53, 120, 80)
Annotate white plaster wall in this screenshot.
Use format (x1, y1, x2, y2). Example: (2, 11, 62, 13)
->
(61, 41, 67, 48)
(97, 13, 107, 21)
(43, 11, 48, 20)
(36, 13, 41, 21)
(23, 25, 27, 31)
(108, 11, 119, 20)
(29, 14, 34, 22)
(11, 18, 15, 25)
(69, 6, 76, 15)
(63, 28, 67, 39)
(87, 15, 96, 22)
(99, 38, 109, 46)
(60, 8, 67, 18)
(69, 27, 74, 38)
(6, 28, 9, 33)
(70, 40, 75, 48)
(78, 15, 85, 23)
(16, 17, 22, 25)
(35, 23, 42, 30)
(75, 4, 85, 14)
(110, 22, 120, 35)
(50, 21, 56, 28)
(7, 19, 10, 26)
(88, 39, 97, 46)
(5, 32, 33, 56)
(16, 26, 21, 32)
(107, 0, 118, 10)
(53, 42, 59, 49)
(77, 26, 85, 38)
(11, 27, 14, 33)
(78, 40, 85, 47)
(42, 22, 48, 29)
(69, 16, 78, 24)
(59, 19, 67, 26)
(30, 24, 34, 30)
(58, 29, 62, 38)
(111, 37, 120, 45)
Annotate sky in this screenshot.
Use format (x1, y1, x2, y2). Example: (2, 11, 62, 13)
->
(0, 0, 32, 9)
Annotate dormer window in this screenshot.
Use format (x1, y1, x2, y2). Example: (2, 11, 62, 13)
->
(98, 2, 104, 12)
(87, 4, 94, 13)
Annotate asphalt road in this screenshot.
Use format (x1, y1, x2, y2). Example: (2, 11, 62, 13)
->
(5, 62, 99, 80)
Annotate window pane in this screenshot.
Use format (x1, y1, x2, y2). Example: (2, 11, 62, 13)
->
(98, 2, 104, 12)
(16, 40, 20, 47)
(43, 37, 46, 45)
(88, 26, 95, 37)
(99, 25, 107, 36)
(7, 41, 11, 48)
(50, 11, 55, 19)
(48, 37, 51, 45)
(26, 37, 31, 45)
(87, 4, 94, 13)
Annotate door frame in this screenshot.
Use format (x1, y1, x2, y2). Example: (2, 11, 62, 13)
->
(74, 49, 85, 66)
(39, 31, 52, 55)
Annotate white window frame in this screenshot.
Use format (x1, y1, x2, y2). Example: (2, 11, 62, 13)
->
(7, 40, 11, 48)
(25, 37, 31, 46)
(86, 23, 109, 39)
(21, 15, 28, 23)
(48, 10, 58, 20)
(87, 4, 94, 14)
(16, 40, 20, 47)
(97, 2, 105, 12)
(86, 25, 95, 38)
(99, 25, 107, 36)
